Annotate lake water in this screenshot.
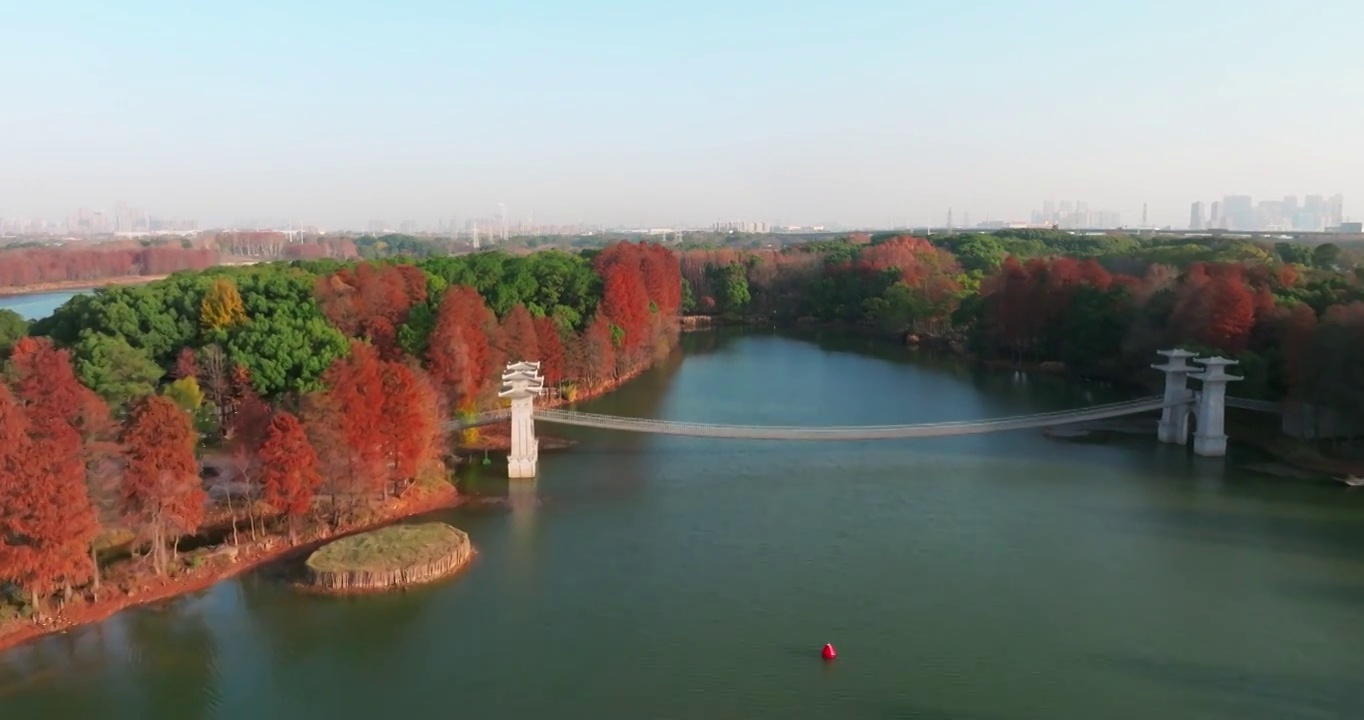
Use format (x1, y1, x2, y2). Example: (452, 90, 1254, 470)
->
(0, 290, 84, 320)
(2, 329, 1363, 719)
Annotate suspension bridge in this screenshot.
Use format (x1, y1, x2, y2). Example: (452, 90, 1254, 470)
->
(450, 397, 1175, 440)
(456, 350, 1257, 478)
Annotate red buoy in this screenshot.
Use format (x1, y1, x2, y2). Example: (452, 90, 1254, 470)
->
(821, 643, 837, 660)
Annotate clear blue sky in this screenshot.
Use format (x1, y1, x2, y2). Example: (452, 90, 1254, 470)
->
(2, 0, 1360, 229)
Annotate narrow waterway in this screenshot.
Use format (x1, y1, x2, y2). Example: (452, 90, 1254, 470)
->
(3, 329, 1363, 719)
(0, 290, 84, 320)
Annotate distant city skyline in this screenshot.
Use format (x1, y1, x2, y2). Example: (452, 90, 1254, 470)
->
(2, 192, 1350, 238)
(5, 2, 1364, 231)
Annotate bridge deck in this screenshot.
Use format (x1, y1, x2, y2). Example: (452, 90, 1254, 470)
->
(449, 396, 1186, 440)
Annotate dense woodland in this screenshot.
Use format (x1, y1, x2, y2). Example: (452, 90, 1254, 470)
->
(680, 231, 1364, 426)
(0, 242, 683, 619)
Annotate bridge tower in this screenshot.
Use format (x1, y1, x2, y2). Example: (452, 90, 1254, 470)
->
(1189, 356, 1242, 457)
(1152, 349, 1198, 445)
(499, 361, 545, 478)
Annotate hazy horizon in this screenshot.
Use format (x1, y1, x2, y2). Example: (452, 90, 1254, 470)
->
(4, 0, 1361, 229)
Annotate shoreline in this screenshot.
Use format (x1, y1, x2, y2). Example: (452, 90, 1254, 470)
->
(0, 336, 679, 654)
(687, 318, 1364, 479)
(0, 275, 168, 298)
(0, 483, 464, 655)
(454, 351, 665, 454)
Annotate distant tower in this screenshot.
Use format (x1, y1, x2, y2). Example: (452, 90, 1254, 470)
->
(499, 203, 508, 242)
(1142, 203, 1148, 227)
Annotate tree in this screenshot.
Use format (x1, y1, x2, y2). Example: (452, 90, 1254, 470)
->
(533, 316, 566, 387)
(200, 277, 247, 331)
(173, 347, 199, 380)
(1311, 243, 1342, 269)
(0, 308, 26, 358)
(318, 343, 388, 508)
(72, 331, 163, 407)
(581, 313, 617, 386)
(6, 337, 105, 601)
(378, 361, 444, 496)
(257, 411, 322, 544)
(119, 396, 205, 576)
(227, 380, 271, 541)
(163, 376, 205, 415)
(427, 286, 494, 410)
(705, 262, 751, 320)
(499, 303, 540, 365)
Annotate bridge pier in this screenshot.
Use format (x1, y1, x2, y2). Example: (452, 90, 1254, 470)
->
(1189, 356, 1242, 457)
(499, 361, 545, 479)
(1152, 349, 1197, 445)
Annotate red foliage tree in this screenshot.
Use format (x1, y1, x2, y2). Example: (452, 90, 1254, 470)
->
(173, 347, 199, 380)
(533, 316, 566, 386)
(316, 263, 428, 359)
(7, 337, 105, 598)
(499, 304, 540, 365)
(0, 243, 218, 289)
(228, 382, 272, 541)
(119, 396, 205, 575)
(427, 286, 495, 410)
(320, 342, 388, 501)
(378, 361, 444, 496)
(257, 411, 322, 543)
(600, 262, 651, 359)
(581, 313, 617, 386)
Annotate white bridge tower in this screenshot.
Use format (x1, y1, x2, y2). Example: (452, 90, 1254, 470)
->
(1152, 349, 1242, 457)
(1189, 356, 1242, 457)
(499, 361, 545, 478)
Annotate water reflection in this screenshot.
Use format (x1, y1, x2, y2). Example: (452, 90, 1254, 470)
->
(507, 477, 539, 584)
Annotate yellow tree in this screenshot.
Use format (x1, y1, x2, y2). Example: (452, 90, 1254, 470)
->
(200, 278, 247, 331)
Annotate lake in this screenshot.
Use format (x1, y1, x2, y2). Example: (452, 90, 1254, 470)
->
(2, 329, 1362, 719)
(0, 290, 84, 321)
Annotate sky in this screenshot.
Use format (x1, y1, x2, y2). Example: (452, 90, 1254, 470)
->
(2, 0, 1361, 229)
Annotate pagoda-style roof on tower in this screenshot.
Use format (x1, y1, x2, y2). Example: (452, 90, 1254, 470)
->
(501, 370, 543, 383)
(1189, 356, 1242, 382)
(505, 361, 541, 372)
(1152, 348, 1199, 372)
(498, 385, 545, 399)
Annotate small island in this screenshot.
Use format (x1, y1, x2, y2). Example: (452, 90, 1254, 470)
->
(303, 522, 474, 593)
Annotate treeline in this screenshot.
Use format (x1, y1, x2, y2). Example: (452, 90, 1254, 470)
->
(1, 242, 682, 619)
(0, 243, 219, 288)
(681, 231, 1364, 426)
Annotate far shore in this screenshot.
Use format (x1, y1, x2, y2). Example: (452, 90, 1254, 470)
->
(0, 275, 168, 298)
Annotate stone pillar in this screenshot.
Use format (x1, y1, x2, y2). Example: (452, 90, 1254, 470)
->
(499, 362, 545, 479)
(1151, 349, 1197, 445)
(1188, 356, 1242, 457)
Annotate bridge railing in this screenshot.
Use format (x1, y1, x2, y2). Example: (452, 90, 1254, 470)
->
(526, 396, 1175, 440)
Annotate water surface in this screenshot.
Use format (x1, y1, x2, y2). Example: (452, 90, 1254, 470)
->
(0, 290, 84, 320)
(2, 329, 1362, 719)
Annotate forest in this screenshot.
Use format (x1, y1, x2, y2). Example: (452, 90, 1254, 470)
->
(681, 230, 1364, 427)
(0, 241, 683, 621)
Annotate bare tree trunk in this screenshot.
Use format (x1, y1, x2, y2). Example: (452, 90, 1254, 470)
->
(226, 489, 240, 546)
(90, 545, 101, 593)
(153, 526, 165, 576)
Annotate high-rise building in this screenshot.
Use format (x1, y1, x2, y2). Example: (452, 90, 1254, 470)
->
(1327, 194, 1344, 228)
(1189, 201, 1205, 231)
(1222, 195, 1254, 230)
(1209, 201, 1222, 229)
